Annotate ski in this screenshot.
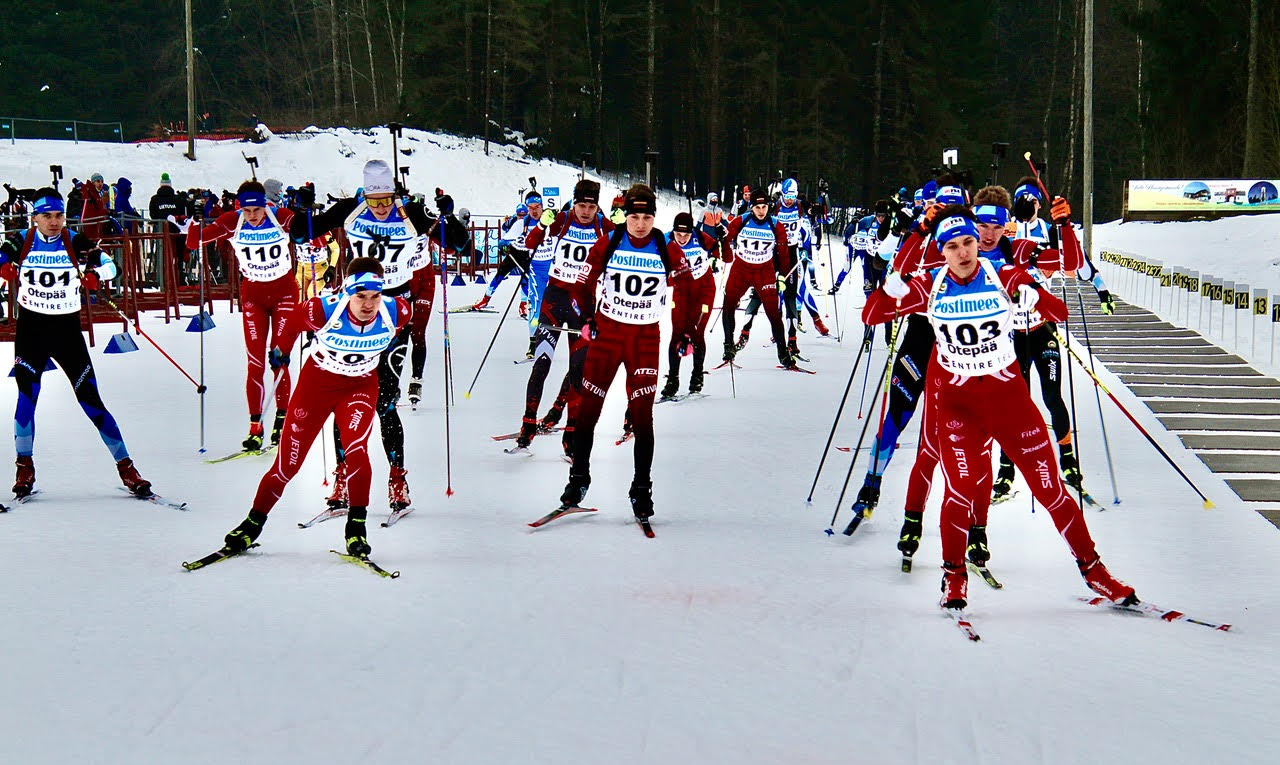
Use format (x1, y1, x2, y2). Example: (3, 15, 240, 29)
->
(116, 486, 188, 511)
(329, 549, 400, 578)
(945, 608, 982, 641)
(205, 444, 277, 464)
(841, 509, 868, 536)
(656, 395, 681, 404)
(901, 554, 913, 573)
(968, 561, 1003, 589)
(513, 357, 535, 365)
(298, 507, 346, 528)
(615, 432, 634, 446)
(504, 445, 532, 456)
(182, 543, 259, 571)
(990, 490, 1022, 506)
(673, 392, 708, 404)
(382, 505, 414, 527)
(528, 505, 598, 528)
(11, 489, 40, 505)
(445, 306, 498, 314)
(710, 360, 741, 371)
(636, 517, 656, 538)
(1077, 596, 1231, 631)
(491, 426, 563, 441)
(1074, 488, 1099, 508)
(778, 364, 816, 374)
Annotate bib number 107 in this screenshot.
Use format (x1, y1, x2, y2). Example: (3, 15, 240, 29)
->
(609, 272, 660, 297)
(938, 320, 1000, 346)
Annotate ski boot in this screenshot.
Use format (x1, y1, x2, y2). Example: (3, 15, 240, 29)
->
(116, 457, 153, 498)
(407, 378, 423, 407)
(813, 315, 830, 337)
(660, 373, 680, 400)
(224, 509, 268, 553)
(561, 427, 574, 464)
(734, 326, 751, 352)
(344, 507, 371, 557)
(795, 316, 806, 334)
(629, 480, 654, 520)
(1078, 557, 1137, 605)
(991, 464, 1015, 502)
(12, 456, 34, 498)
(327, 460, 349, 509)
(560, 471, 591, 508)
(842, 474, 881, 535)
(966, 525, 990, 566)
(518, 300, 528, 320)
(539, 398, 565, 432)
(722, 341, 738, 364)
(779, 348, 799, 371)
(388, 466, 411, 511)
(940, 561, 969, 610)
(688, 367, 705, 395)
(242, 420, 265, 451)
(270, 409, 286, 446)
(472, 293, 491, 310)
(1060, 445, 1084, 492)
(787, 331, 801, 360)
(898, 511, 923, 557)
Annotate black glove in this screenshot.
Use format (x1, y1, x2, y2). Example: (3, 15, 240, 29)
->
(584, 317, 598, 340)
(269, 347, 291, 370)
(296, 185, 316, 209)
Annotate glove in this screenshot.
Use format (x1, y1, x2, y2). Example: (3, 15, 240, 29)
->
(1017, 284, 1040, 313)
(81, 270, 100, 291)
(539, 208, 556, 226)
(709, 255, 720, 274)
(0, 262, 16, 282)
(776, 276, 787, 292)
(883, 272, 910, 300)
(584, 317, 598, 340)
(915, 203, 944, 236)
(676, 334, 693, 357)
(1098, 290, 1115, 315)
(268, 347, 291, 370)
(610, 208, 624, 224)
(296, 185, 316, 209)
(1050, 196, 1072, 224)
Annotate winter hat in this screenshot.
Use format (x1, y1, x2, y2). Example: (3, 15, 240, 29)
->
(160, 172, 172, 187)
(934, 213, 979, 245)
(623, 184, 657, 215)
(672, 212, 695, 233)
(974, 205, 1010, 226)
(116, 177, 132, 193)
(573, 179, 601, 204)
(707, 192, 720, 206)
(524, 191, 543, 207)
(515, 203, 529, 215)
(874, 199, 892, 215)
(458, 208, 471, 224)
(921, 179, 937, 203)
(362, 160, 395, 195)
(264, 178, 283, 199)
(435, 193, 454, 214)
(935, 185, 967, 206)
(781, 178, 798, 199)
(90, 173, 104, 183)
(750, 187, 769, 206)
(31, 188, 65, 214)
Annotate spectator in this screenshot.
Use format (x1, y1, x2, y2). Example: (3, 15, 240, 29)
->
(148, 172, 189, 281)
(80, 173, 109, 239)
(112, 177, 142, 234)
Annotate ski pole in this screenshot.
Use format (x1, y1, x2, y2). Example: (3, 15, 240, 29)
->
(465, 275, 522, 398)
(1072, 281, 1120, 503)
(305, 209, 329, 485)
(856, 322, 877, 418)
(826, 313, 902, 533)
(95, 292, 205, 391)
(437, 237, 454, 496)
(805, 324, 874, 503)
(1058, 279, 1086, 512)
(196, 219, 207, 453)
(824, 229, 841, 342)
(1051, 327, 1214, 509)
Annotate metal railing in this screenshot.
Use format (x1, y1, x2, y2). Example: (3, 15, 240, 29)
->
(1, 116, 125, 144)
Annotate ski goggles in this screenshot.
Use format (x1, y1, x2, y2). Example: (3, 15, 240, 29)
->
(974, 205, 1010, 226)
(365, 195, 396, 209)
(342, 271, 385, 295)
(32, 196, 65, 214)
(934, 215, 980, 244)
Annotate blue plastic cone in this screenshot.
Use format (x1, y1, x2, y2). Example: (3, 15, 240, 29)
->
(450, 273, 466, 287)
(104, 333, 140, 354)
(473, 273, 487, 285)
(185, 310, 216, 332)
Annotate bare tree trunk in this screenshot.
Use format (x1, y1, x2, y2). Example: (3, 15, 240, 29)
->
(484, 0, 492, 154)
(385, 0, 407, 109)
(465, 0, 474, 131)
(359, 0, 380, 113)
(1135, 0, 1145, 176)
(646, 0, 656, 151)
(1244, 0, 1261, 175)
(870, 0, 887, 198)
(344, 8, 358, 120)
(1064, 1, 1083, 198)
(289, 0, 317, 121)
(330, 0, 341, 122)
(1043, 0, 1064, 171)
(708, 0, 721, 190)
(586, 0, 609, 171)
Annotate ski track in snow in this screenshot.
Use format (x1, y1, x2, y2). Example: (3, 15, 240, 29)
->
(0, 133, 1277, 763)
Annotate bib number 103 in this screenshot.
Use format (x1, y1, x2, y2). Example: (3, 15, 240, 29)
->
(938, 320, 1000, 346)
(609, 272, 660, 297)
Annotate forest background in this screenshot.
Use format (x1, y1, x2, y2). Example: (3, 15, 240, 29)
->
(3, 0, 1277, 218)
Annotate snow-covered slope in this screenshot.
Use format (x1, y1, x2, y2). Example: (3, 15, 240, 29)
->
(0, 133, 1275, 764)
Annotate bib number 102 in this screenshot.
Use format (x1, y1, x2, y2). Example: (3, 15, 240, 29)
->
(609, 272, 659, 297)
(938, 320, 1000, 346)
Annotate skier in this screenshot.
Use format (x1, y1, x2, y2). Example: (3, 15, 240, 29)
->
(185, 179, 300, 450)
(288, 160, 434, 514)
(557, 184, 693, 525)
(219, 257, 410, 558)
(773, 178, 809, 356)
(1013, 176, 1115, 314)
(862, 206, 1136, 610)
(720, 188, 795, 368)
(470, 202, 532, 315)
(0, 188, 153, 498)
(508, 179, 613, 454)
(661, 211, 717, 398)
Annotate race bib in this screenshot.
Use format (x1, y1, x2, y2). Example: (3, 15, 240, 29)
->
(296, 242, 330, 266)
(231, 208, 292, 282)
(17, 238, 81, 315)
(310, 294, 398, 376)
(345, 205, 419, 289)
(599, 239, 666, 325)
(549, 222, 601, 283)
(928, 260, 1017, 377)
(681, 237, 711, 281)
(735, 221, 777, 265)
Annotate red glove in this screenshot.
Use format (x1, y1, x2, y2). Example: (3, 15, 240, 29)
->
(1050, 197, 1072, 225)
(82, 270, 101, 291)
(916, 203, 944, 236)
(0, 262, 16, 282)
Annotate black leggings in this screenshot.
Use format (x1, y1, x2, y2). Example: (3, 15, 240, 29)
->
(998, 322, 1071, 477)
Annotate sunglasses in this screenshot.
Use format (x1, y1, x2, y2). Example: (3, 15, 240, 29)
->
(366, 196, 395, 209)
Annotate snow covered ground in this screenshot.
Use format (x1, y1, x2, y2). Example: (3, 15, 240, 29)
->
(0, 134, 1276, 763)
